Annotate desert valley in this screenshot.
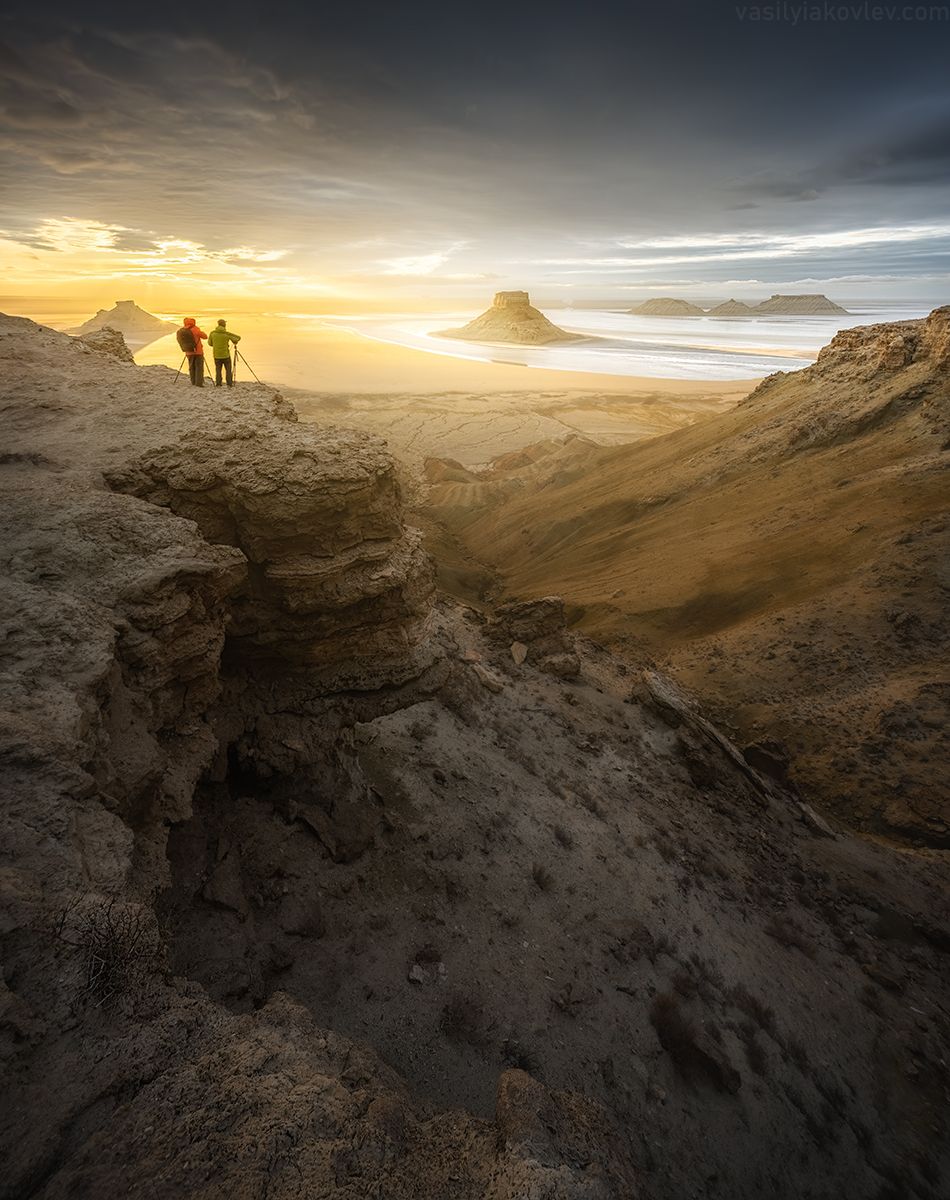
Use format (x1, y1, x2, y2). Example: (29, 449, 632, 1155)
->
(1, 289, 948, 1200)
(2, 2, 949, 1197)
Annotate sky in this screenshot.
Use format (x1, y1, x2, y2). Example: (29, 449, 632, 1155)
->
(1, 0, 949, 311)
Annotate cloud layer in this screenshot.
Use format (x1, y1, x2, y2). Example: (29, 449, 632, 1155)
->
(0, 2, 948, 302)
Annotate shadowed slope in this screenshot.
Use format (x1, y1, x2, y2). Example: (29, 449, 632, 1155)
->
(426, 309, 950, 842)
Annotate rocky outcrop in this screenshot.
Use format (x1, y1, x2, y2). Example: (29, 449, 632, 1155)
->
(0, 313, 641, 1199)
(814, 305, 950, 375)
(77, 325, 136, 362)
(754, 293, 848, 315)
(486, 595, 580, 678)
(437, 291, 580, 345)
(106, 419, 434, 685)
(71, 299, 175, 341)
(629, 297, 705, 316)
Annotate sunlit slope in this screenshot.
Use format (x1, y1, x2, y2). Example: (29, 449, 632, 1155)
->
(431, 310, 950, 842)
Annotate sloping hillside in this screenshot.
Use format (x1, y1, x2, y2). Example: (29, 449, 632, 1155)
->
(424, 308, 950, 844)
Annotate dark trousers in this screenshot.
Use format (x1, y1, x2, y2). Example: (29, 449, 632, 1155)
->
(188, 355, 204, 386)
(215, 356, 233, 386)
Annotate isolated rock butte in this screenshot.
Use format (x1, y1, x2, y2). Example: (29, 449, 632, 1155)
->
(708, 299, 756, 316)
(437, 290, 580, 345)
(629, 297, 705, 316)
(72, 298, 175, 338)
(754, 293, 849, 315)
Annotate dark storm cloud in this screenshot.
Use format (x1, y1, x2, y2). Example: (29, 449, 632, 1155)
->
(0, 0, 947, 291)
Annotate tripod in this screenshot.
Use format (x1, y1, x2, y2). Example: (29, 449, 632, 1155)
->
(174, 354, 211, 385)
(234, 348, 265, 386)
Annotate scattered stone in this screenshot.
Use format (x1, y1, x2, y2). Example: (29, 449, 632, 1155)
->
(799, 803, 837, 838)
(538, 652, 581, 679)
(510, 641, 528, 665)
(407, 964, 426, 985)
(460, 648, 482, 663)
(77, 326, 136, 363)
(472, 663, 504, 693)
(743, 738, 791, 786)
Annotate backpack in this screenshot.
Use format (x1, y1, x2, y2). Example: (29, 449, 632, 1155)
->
(176, 327, 197, 353)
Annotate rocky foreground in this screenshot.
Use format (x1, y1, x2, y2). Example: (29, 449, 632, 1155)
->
(1, 314, 948, 1199)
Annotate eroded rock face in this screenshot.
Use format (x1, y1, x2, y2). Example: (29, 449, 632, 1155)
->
(815, 307, 950, 374)
(106, 418, 435, 684)
(0, 481, 246, 902)
(0, 314, 636, 1199)
(486, 595, 581, 677)
(77, 325, 136, 362)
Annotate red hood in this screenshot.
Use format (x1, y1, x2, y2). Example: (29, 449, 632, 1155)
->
(183, 317, 196, 327)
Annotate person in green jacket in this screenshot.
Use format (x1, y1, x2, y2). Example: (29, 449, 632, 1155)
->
(208, 319, 241, 387)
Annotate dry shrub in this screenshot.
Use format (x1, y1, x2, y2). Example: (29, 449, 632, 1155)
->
(55, 894, 162, 1011)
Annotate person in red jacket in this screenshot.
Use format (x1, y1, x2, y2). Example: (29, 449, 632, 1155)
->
(180, 316, 207, 387)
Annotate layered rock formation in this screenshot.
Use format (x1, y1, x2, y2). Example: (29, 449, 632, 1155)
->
(754, 293, 848, 315)
(70, 299, 176, 347)
(629, 297, 705, 316)
(76, 325, 137, 361)
(437, 291, 581, 345)
(708, 299, 756, 316)
(628, 294, 849, 317)
(0, 314, 640, 1199)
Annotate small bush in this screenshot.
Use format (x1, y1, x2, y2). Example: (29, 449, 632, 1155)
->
(55, 895, 161, 1011)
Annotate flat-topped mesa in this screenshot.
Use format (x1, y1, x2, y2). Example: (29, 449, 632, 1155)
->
(73, 299, 175, 336)
(629, 297, 705, 316)
(437, 290, 580, 345)
(755, 293, 849, 315)
(813, 305, 950, 375)
(492, 290, 531, 307)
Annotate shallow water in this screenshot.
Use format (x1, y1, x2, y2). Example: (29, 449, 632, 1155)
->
(331, 303, 931, 381)
(20, 300, 936, 388)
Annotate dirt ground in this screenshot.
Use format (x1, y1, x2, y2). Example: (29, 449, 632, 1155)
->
(163, 604, 950, 1200)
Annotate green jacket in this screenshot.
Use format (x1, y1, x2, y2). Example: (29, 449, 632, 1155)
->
(208, 327, 240, 359)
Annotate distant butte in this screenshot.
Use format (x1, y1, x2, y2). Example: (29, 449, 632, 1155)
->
(437, 291, 582, 345)
(708, 299, 756, 316)
(629, 293, 850, 316)
(629, 297, 705, 316)
(754, 293, 850, 315)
